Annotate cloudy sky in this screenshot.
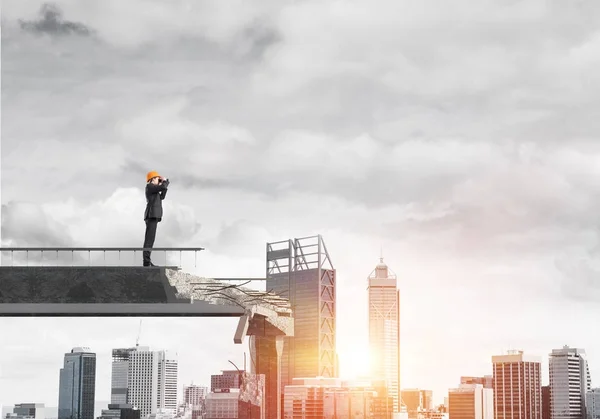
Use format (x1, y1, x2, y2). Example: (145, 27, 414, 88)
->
(2, 0, 600, 411)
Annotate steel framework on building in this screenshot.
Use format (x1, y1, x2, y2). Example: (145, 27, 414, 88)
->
(266, 234, 336, 379)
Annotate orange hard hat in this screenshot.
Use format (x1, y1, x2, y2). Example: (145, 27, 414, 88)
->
(146, 171, 161, 182)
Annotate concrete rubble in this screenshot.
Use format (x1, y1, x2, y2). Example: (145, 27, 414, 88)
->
(165, 269, 294, 339)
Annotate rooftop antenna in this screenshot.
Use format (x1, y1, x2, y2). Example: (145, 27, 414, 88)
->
(380, 244, 384, 263)
(136, 319, 142, 347)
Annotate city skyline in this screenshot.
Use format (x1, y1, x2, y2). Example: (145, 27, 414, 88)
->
(1, 344, 599, 418)
(1, 312, 598, 410)
(2, 0, 600, 414)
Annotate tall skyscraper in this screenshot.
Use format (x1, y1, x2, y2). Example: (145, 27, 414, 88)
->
(265, 235, 336, 417)
(157, 353, 178, 413)
(112, 346, 178, 418)
(129, 348, 178, 418)
(586, 389, 600, 419)
(369, 257, 400, 413)
(449, 384, 493, 419)
(549, 346, 592, 419)
(492, 351, 542, 419)
(111, 348, 137, 405)
(58, 347, 96, 419)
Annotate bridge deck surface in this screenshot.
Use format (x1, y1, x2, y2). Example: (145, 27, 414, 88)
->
(0, 266, 245, 316)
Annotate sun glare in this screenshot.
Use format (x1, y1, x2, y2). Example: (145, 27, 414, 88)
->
(338, 346, 372, 379)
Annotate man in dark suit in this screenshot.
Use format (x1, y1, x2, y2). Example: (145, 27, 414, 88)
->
(143, 171, 170, 267)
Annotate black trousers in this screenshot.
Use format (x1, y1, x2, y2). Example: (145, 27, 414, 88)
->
(143, 218, 159, 264)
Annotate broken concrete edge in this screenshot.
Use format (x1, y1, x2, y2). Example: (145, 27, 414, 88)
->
(159, 267, 188, 303)
(164, 270, 292, 315)
(165, 270, 294, 345)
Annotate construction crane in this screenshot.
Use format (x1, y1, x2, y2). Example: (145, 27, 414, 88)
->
(136, 319, 142, 347)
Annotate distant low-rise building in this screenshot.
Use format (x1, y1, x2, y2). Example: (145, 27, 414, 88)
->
(97, 404, 140, 419)
(206, 389, 239, 419)
(449, 384, 493, 419)
(401, 389, 423, 419)
(146, 409, 176, 419)
(184, 384, 208, 419)
(284, 377, 393, 419)
(421, 411, 449, 419)
(7, 404, 45, 419)
(205, 372, 265, 419)
(212, 371, 242, 393)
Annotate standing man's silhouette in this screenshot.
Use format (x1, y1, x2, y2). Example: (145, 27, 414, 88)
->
(143, 171, 170, 267)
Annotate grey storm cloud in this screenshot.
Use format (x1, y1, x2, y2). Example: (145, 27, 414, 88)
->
(554, 254, 600, 303)
(19, 3, 93, 36)
(1, 201, 72, 248)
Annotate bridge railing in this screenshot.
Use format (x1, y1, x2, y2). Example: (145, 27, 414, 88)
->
(0, 247, 205, 269)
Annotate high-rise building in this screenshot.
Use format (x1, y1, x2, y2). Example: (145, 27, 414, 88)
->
(448, 384, 493, 419)
(10, 404, 45, 419)
(369, 257, 400, 413)
(212, 371, 242, 392)
(265, 235, 336, 418)
(157, 354, 178, 413)
(492, 351, 542, 419)
(122, 346, 178, 418)
(58, 347, 96, 419)
(586, 389, 600, 419)
(549, 346, 592, 419)
(111, 348, 137, 405)
(542, 386, 550, 419)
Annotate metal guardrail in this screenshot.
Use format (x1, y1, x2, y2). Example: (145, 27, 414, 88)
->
(0, 247, 205, 268)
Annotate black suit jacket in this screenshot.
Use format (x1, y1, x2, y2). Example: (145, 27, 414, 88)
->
(144, 179, 169, 221)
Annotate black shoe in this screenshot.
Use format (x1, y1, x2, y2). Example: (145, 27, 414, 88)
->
(143, 262, 157, 267)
